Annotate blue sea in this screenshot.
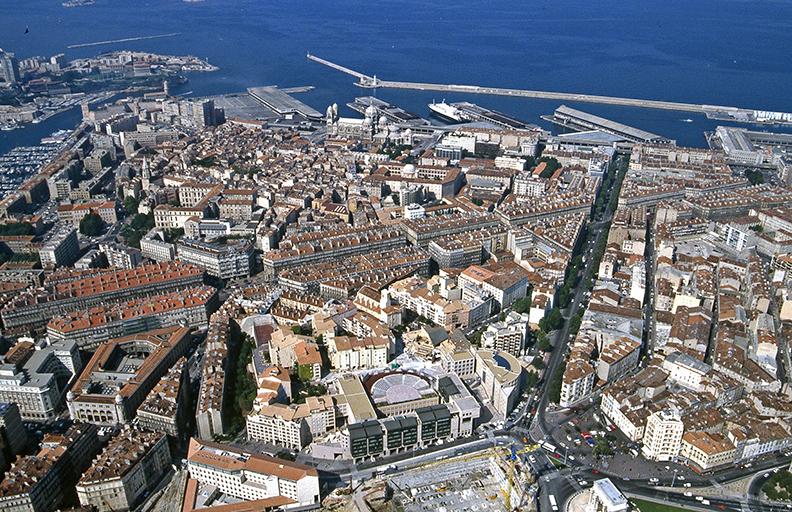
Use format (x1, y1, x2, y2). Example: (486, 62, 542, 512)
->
(2, 0, 792, 154)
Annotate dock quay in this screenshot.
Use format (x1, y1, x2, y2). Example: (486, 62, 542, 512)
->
(347, 96, 428, 126)
(307, 53, 792, 125)
(247, 85, 323, 120)
(543, 105, 673, 144)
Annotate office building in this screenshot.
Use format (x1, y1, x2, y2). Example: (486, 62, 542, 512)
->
(0, 49, 19, 85)
(474, 349, 523, 417)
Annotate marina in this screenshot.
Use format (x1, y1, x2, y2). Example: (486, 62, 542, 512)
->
(0, 130, 71, 199)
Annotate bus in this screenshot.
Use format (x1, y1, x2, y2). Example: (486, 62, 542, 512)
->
(549, 495, 559, 511)
(541, 441, 557, 453)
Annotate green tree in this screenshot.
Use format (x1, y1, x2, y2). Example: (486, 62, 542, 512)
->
(536, 332, 552, 352)
(548, 360, 566, 403)
(291, 325, 304, 336)
(123, 196, 140, 215)
(512, 296, 532, 314)
(746, 169, 765, 185)
(0, 222, 35, 236)
(593, 438, 614, 457)
(297, 363, 314, 382)
(79, 212, 104, 236)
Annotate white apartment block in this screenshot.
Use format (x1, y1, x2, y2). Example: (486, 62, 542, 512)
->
(186, 438, 321, 507)
(328, 335, 389, 371)
(0, 340, 82, 421)
(642, 409, 684, 462)
(560, 360, 595, 408)
(480, 311, 529, 356)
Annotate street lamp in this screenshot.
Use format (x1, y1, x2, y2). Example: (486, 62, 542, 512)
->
(671, 468, 678, 488)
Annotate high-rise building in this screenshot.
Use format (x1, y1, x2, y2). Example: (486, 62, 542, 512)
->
(0, 50, 20, 85)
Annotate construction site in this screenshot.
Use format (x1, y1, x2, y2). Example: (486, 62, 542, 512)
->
(325, 446, 538, 512)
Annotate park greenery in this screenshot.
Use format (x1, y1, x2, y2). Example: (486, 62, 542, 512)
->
(764, 470, 792, 502)
(222, 326, 257, 437)
(0, 222, 35, 236)
(121, 211, 155, 248)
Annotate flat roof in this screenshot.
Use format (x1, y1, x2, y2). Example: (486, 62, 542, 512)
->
(247, 86, 322, 119)
(555, 105, 669, 143)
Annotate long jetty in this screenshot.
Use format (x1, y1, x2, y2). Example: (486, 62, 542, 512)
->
(67, 33, 180, 49)
(306, 53, 781, 118)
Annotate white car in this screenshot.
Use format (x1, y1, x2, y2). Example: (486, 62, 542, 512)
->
(683, 492, 693, 497)
(683, 483, 692, 488)
(529, 455, 537, 464)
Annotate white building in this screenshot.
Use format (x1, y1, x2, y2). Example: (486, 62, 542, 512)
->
(480, 311, 529, 356)
(662, 352, 711, 392)
(642, 409, 684, 462)
(0, 339, 82, 421)
(38, 225, 79, 268)
(560, 360, 595, 408)
(327, 335, 389, 371)
(186, 438, 321, 507)
(474, 349, 522, 417)
(403, 203, 426, 220)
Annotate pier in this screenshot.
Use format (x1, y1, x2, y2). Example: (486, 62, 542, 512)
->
(67, 33, 180, 49)
(306, 53, 792, 123)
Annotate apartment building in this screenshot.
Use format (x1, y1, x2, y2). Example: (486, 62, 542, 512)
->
(1, 261, 204, 331)
(642, 409, 684, 462)
(176, 238, 253, 280)
(186, 438, 321, 507)
(57, 201, 118, 227)
(38, 225, 79, 268)
(139, 228, 176, 261)
(67, 327, 191, 425)
(76, 429, 170, 512)
(458, 264, 528, 310)
(136, 357, 191, 440)
(0, 424, 101, 512)
(328, 335, 389, 371)
(98, 242, 142, 269)
(47, 286, 216, 350)
(480, 311, 529, 356)
(560, 360, 596, 408)
(195, 304, 241, 440)
(246, 396, 335, 451)
(0, 339, 82, 421)
(680, 431, 736, 472)
(596, 338, 641, 383)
